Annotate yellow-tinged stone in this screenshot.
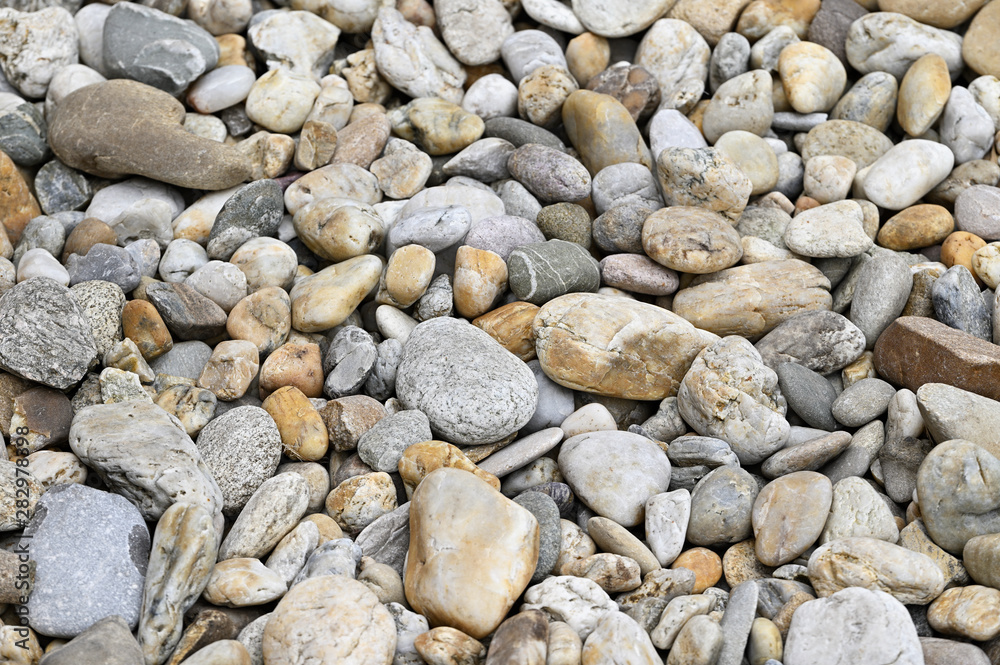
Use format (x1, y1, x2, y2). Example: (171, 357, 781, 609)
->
(302, 513, 344, 544)
(258, 342, 324, 399)
(927, 584, 1000, 640)
(532, 292, 718, 400)
(0, 150, 41, 245)
(263, 386, 329, 461)
(518, 64, 579, 129)
(398, 440, 500, 499)
(878, 0, 985, 28)
(405, 467, 539, 639)
(566, 33, 610, 87)
(672, 260, 832, 337)
(736, 0, 820, 39)
(671, 547, 723, 593)
(293, 199, 384, 262)
(452, 246, 508, 319)
(289, 255, 383, 333)
(376, 245, 435, 309)
(897, 54, 951, 137)
(388, 97, 484, 155)
(414, 627, 486, 665)
(668, 0, 755, 45)
(227, 286, 292, 358)
(642, 206, 744, 274)
(962, 0, 1000, 77)
(778, 41, 846, 114)
(877, 204, 954, 250)
(472, 301, 539, 362)
(941, 231, 987, 285)
(562, 90, 653, 176)
(325, 471, 397, 533)
(197, 340, 259, 401)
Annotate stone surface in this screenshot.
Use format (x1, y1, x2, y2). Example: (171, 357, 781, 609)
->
(753, 471, 832, 567)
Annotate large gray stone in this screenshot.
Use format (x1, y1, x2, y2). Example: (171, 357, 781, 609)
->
(754, 310, 866, 374)
(395, 317, 538, 445)
(849, 252, 913, 349)
(23, 484, 150, 638)
(37, 615, 143, 665)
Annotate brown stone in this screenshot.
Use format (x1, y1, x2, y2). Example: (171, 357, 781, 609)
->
(49, 80, 251, 190)
(226, 287, 292, 358)
(586, 63, 660, 122)
(736, 0, 821, 39)
(122, 299, 174, 361)
(414, 627, 486, 665)
(671, 547, 723, 593)
(262, 386, 329, 462)
(485, 610, 548, 665)
(332, 113, 391, 169)
(61, 218, 120, 262)
(320, 395, 387, 451)
(0, 373, 32, 438)
(11, 387, 73, 454)
(472, 301, 539, 362)
(257, 342, 323, 399)
(941, 231, 987, 284)
(164, 609, 238, 665)
(874, 316, 1000, 401)
(877, 204, 954, 251)
(561, 90, 653, 176)
(0, 149, 41, 245)
(565, 32, 610, 88)
(963, 0, 1000, 78)
(642, 207, 743, 274)
(896, 54, 951, 138)
(398, 440, 500, 499)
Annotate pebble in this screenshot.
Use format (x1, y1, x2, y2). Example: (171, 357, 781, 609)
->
(846, 12, 963, 80)
(643, 206, 743, 273)
(753, 471, 832, 566)
(702, 70, 774, 143)
(863, 139, 955, 210)
(808, 537, 945, 604)
(657, 147, 752, 221)
(561, 89, 653, 175)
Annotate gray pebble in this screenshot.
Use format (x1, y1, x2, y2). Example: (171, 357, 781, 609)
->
(591, 162, 662, 215)
(323, 326, 378, 399)
(507, 239, 600, 305)
(66, 243, 141, 292)
(494, 179, 543, 222)
(464, 214, 546, 261)
(931, 264, 991, 340)
(206, 180, 283, 261)
(710, 32, 750, 93)
(357, 409, 432, 473)
(776, 362, 838, 431)
(484, 116, 566, 150)
(386, 206, 472, 255)
(667, 435, 739, 468)
(514, 491, 561, 583)
(831, 377, 896, 427)
(35, 160, 91, 215)
(592, 204, 650, 254)
(0, 97, 47, 166)
(755, 310, 866, 375)
(686, 466, 758, 547)
(849, 251, 912, 348)
(507, 144, 591, 204)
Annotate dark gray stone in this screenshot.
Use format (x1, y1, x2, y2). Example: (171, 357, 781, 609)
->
(821, 419, 885, 484)
(102, 2, 220, 96)
(755, 310, 866, 375)
(879, 435, 934, 504)
(196, 406, 282, 516)
(323, 325, 378, 399)
(831, 377, 896, 427)
(145, 282, 228, 341)
(776, 362, 838, 431)
(592, 204, 650, 254)
(806, 0, 868, 66)
(38, 615, 143, 665)
(364, 337, 403, 401)
(395, 317, 538, 445)
(514, 490, 560, 583)
(813, 256, 854, 289)
(24, 484, 150, 639)
(507, 239, 600, 305)
(206, 180, 283, 261)
(849, 251, 913, 349)
(34, 159, 91, 214)
(756, 578, 814, 620)
(66, 243, 141, 291)
(932, 264, 991, 341)
(0, 99, 47, 166)
(356, 409, 432, 473)
(686, 466, 758, 547)
(484, 116, 566, 151)
(0, 277, 97, 389)
(525, 481, 574, 518)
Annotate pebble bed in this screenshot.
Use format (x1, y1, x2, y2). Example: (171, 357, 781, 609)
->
(1, 0, 1000, 663)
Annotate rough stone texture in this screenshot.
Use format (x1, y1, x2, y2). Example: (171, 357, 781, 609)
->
(0, 277, 97, 390)
(23, 483, 149, 638)
(533, 293, 718, 400)
(874, 316, 1000, 402)
(783, 588, 924, 665)
(687, 466, 758, 547)
(49, 80, 251, 190)
(395, 317, 537, 446)
(37, 615, 144, 665)
(406, 468, 539, 640)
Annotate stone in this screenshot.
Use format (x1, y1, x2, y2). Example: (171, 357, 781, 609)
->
(800, 120, 893, 170)
(202, 558, 285, 607)
(205, 180, 282, 262)
(862, 139, 955, 211)
(898, 519, 969, 588)
(656, 147, 752, 222)
(372, 7, 464, 104)
(582, 612, 660, 665)
(561, 89, 653, 176)
(0, 99, 48, 168)
(783, 588, 923, 665)
(808, 537, 946, 605)
(820, 476, 899, 544)
(0, 7, 78, 98)
(896, 54, 951, 137)
(289, 255, 383, 333)
(521, 575, 618, 641)
(533, 293, 716, 401)
(395, 317, 536, 446)
(874, 316, 1000, 402)
(37, 616, 143, 665)
(702, 70, 774, 144)
(878, 205, 954, 251)
(49, 80, 251, 190)
(755, 310, 865, 374)
(921, 637, 991, 665)
(23, 483, 149, 638)
(486, 610, 548, 665)
(326, 472, 397, 534)
(850, 252, 913, 349)
(846, 12, 962, 80)
(932, 264, 991, 340)
(963, 0, 1000, 78)
(406, 468, 539, 639)
(572, 0, 672, 37)
(784, 200, 871, 258)
(0, 277, 97, 389)
(716, 580, 759, 665)
(262, 575, 395, 664)
(779, 41, 845, 114)
(507, 240, 599, 305)
(218, 472, 310, 561)
(147, 282, 227, 341)
(752, 471, 832, 566)
(666, 615, 724, 665)
(414, 627, 486, 665)
(964, 532, 1000, 589)
(399, 440, 499, 500)
(687, 466, 758, 547)
(761, 430, 852, 478)
(956, 185, 1000, 241)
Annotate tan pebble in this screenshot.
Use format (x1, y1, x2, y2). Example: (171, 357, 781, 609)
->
(414, 627, 486, 665)
(737, 0, 820, 39)
(263, 386, 329, 461)
(564, 553, 642, 593)
(325, 471, 397, 533)
(715, 130, 779, 196)
(453, 246, 508, 319)
(803, 155, 856, 204)
(897, 54, 951, 137)
(388, 97, 484, 156)
(518, 64, 579, 129)
(753, 471, 832, 567)
(154, 384, 217, 437)
(723, 539, 775, 587)
(197, 340, 259, 401)
(877, 204, 954, 251)
(230, 237, 298, 291)
(122, 299, 174, 361)
(642, 206, 743, 274)
(258, 342, 323, 399)
(562, 89, 653, 176)
(294, 120, 338, 171)
(668, 0, 756, 45)
(0, 150, 41, 245)
(772, 591, 813, 637)
(778, 41, 846, 114)
(748, 616, 783, 665)
(566, 33, 610, 87)
(357, 556, 405, 605)
(216, 33, 254, 69)
(342, 48, 392, 104)
(320, 395, 387, 451)
(472, 301, 540, 362)
(587, 516, 661, 577)
(238, 131, 295, 180)
(290, 255, 383, 333)
(928, 584, 1000, 640)
(547, 621, 583, 665)
(293, 198, 384, 262)
(941, 231, 987, 285)
(841, 350, 876, 388)
(376, 244, 436, 309)
(398, 440, 500, 499)
(671, 547, 723, 593)
(227, 286, 292, 357)
(554, 518, 597, 575)
(369, 142, 433, 199)
(331, 112, 391, 169)
(301, 513, 344, 544)
(61, 217, 119, 262)
(962, 0, 1000, 78)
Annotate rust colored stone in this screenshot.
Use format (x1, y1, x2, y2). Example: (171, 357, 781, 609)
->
(122, 299, 174, 361)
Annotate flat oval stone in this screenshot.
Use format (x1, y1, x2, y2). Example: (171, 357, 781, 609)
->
(507, 239, 600, 306)
(863, 139, 955, 211)
(916, 439, 1000, 554)
(507, 144, 591, 204)
(558, 431, 671, 527)
(702, 70, 773, 144)
(850, 252, 913, 349)
(49, 80, 250, 190)
(288, 255, 382, 333)
(642, 207, 743, 274)
(572, 0, 672, 37)
(808, 537, 945, 604)
(533, 293, 718, 401)
(687, 466, 759, 547)
(831, 377, 896, 427)
(396, 317, 537, 446)
(752, 471, 832, 566)
(561, 90, 653, 176)
(761, 431, 852, 478)
(800, 120, 894, 170)
(846, 12, 963, 80)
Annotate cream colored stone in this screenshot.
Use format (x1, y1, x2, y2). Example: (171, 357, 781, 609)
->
(197, 340, 259, 402)
(398, 440, 500, 499)
(753, 471, 832, 566)
(413, 626, 486, 665)
(778, 41, 846, 113)
(325, 471, 397, 533)
(642, 206, 743, 274)
(897, 54, 951, 137)
(202, 558, 287, 607)
(290, 255, 383, 333)
(452, 246, 508, 319)
(927, 584, 1000, 640)
(376, 245, 435, 308)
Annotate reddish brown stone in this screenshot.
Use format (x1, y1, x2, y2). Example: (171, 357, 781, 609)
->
(62, 218, 120, 262)
(874, 316, 1000, 400)
(0, 150, 41, 245)
(122, 299, 174, 361)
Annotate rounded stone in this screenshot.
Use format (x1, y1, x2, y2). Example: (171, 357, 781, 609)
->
(752, 471, 833, 567)
(642, 207, 743, 274)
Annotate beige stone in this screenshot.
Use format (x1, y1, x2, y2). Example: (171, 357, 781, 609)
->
(564, 553, 642, 593)
(899, 519, 969, 587)
(807, 537, 946, 605)
(533, 293, 718, 400)
(230, 238, 298, 292)
(290, 255, 383, 333)
(262, 386, 329, 462)
(325, 471, 397, 533)
(388, 97, 484, 156)
(964, 532, 1000, 590)
(414, 627, 486, 665)
(293, 199, 384, 262)
(376, 245, 436, 309)
(897, 54, 951, 137)
(737, 0, 820, 39)
(778, 41, 846, 113)
(657, 147, 753, 222)
(753, 471, 832, 566)
(962, 0, 1000, 78)
(668, 0, 754, 45)
(927, 585, 1000, 640)
(226, 287, 292, 358)
(555, 518, 597, 575)
(258, 342, 323, 399)
(398, 440, 500, 499)
(518, 64, 579, 129)
(154, 384, 217, 437)
(566, 33, 610, 87)
(320, 395, 387, 451)
(583, 612, 660, 665)
(202, 558, 286, 607)
(715, 130, 779, 196)
(561, 90, 654, 176)
(471, 301, 539, 362)
(197, 340, 259, 401)
(587, 516, 660, 577)
(547, 621, 583, 665)
(723, 539, 775, 587)
(819, 476, 900, 545)
(642, 207, 743, 274)
(879, 0, 985, 29)
(453, 246, 508, 319)
(405, 468, 539, 639)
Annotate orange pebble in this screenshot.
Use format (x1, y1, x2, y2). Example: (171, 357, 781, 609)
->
(672, 547, 723, 593)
